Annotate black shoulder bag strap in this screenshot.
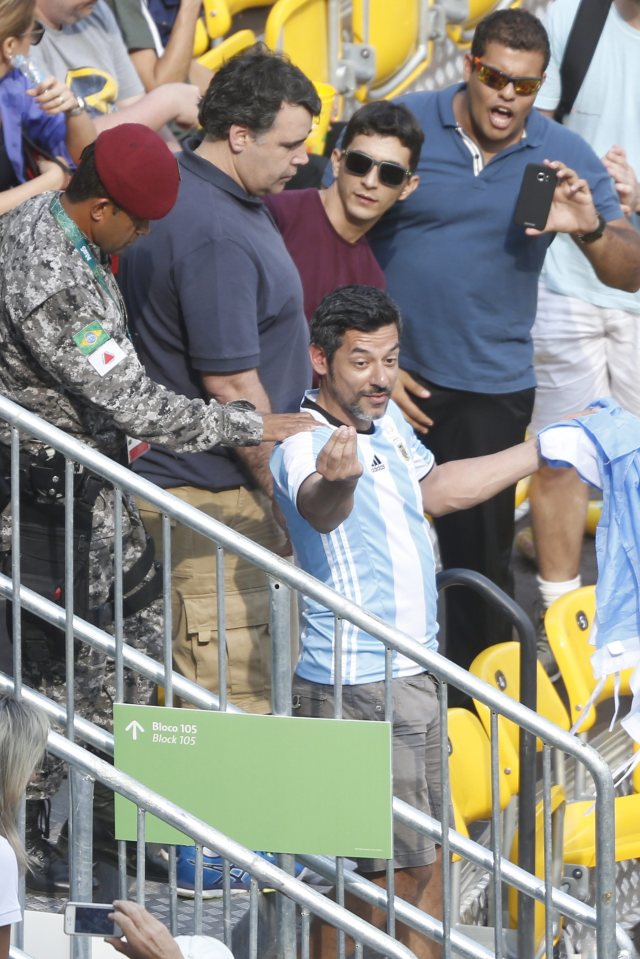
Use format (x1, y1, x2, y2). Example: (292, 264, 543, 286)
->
(553, 0, 613, 123)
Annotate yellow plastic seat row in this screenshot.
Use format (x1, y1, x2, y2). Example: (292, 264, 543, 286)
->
(448, 706, 565, 948)
(543, 585, 633, 731)
(197, 28, 258, 71)
(446, 0, 523, 48)
(470, 641, 640, 868)
(351, 0, 433, 100)
(194, 1, 277, 64)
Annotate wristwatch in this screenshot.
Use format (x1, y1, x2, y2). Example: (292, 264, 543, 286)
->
(576, 212, 606, 244)
(229, 400, 257, 413)
(68, 95, 86, 117)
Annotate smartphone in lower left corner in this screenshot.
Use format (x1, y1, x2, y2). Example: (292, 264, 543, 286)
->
(63, 901, 123, 938)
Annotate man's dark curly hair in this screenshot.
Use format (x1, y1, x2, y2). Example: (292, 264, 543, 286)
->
(311, 286, 402, 364)
(198, 42, 321, 139)
(471, 9, 550, 71)
(65, 142, 111, 202)
(342, 101, 424, 172)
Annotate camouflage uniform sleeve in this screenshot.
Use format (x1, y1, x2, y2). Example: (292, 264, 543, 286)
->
(19, 290, 263, 450)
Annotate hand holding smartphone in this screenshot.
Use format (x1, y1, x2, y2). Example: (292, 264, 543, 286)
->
(64, 901, 123, 938)
(513, 163, 558, 231)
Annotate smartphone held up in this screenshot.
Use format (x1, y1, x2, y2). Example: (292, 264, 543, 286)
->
(513, 163, 558, 231)
(64, 902, 123, 938)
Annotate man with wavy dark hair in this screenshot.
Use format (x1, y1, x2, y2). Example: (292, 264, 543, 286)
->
(197, 41, 320, 145)
(271, 284, 542, 959)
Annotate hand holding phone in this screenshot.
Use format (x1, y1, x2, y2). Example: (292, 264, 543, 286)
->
(64, 901, 123, 938)
(513, 163, 558, 231)
(106, 900, 185, 959)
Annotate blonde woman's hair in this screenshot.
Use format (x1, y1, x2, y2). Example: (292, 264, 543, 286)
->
(0, 0, 36, 50)
(0, 694, 49, 868)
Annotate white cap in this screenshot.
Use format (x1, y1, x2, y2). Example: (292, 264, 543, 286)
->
(174, 934, 235, 959)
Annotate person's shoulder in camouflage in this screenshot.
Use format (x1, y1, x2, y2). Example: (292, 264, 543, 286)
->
(0, 191, 264, 456)
(0, 193, 81, 319)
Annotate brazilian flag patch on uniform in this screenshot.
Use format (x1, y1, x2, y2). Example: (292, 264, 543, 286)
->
(73, 322, 110, 355)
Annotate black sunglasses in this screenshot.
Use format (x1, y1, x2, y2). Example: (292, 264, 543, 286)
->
(471, 57, 543, 97)
(21, 20, 46, 45)
(342, 149, 412, 188)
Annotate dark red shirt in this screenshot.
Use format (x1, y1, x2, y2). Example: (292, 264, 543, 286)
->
(265, 188, 385, 326)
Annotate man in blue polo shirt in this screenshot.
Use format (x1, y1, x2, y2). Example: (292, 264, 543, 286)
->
(119, 46, 320, 727)
(367, 9, 640, 680)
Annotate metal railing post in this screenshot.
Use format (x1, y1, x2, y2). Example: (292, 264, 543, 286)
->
(68, 768, 95, 959)
(436, 569, 537, 959)
(269, 575, 297, 959)
(270, 576, 293, 718)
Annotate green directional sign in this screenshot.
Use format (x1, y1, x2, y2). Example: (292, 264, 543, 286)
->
(114, 704, 393, 858)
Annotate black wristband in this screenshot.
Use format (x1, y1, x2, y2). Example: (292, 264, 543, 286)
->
(576, 212, 606, 244)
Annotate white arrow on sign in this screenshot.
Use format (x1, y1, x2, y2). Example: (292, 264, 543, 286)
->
(125, 720, 145, 741)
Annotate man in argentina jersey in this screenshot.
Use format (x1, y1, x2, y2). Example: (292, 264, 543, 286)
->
(270, 286, 541, 958)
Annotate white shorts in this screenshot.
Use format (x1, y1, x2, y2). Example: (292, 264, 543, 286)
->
(529, 282, 640, 433)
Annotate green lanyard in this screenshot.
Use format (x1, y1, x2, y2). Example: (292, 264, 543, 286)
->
(50, 194, 117, 304)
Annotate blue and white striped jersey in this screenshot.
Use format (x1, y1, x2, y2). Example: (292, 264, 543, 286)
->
(270, 392, 440, 685)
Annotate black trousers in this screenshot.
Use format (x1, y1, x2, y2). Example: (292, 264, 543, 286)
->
(413, 378, 535, 673)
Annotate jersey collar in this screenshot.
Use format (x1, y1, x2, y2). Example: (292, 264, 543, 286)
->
(302, 392, 375, 435)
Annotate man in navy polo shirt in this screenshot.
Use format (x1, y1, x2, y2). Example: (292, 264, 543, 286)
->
(119, 46, 321, 727)
(367, 9, 640, 681)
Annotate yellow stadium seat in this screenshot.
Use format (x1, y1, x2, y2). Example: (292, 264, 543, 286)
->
(264, 0, 332, 85)
(514, 475, 529, 509)
(306, 81, 337, 155)
(507, 782, 566, 946)
(448, 707, 565, 948)
(446, 0, 522, 49)
(195, 0, 274, 63)
(351, 0, 434, 101)
(193, 16, 210, 56)
(227, 0, 275, 12)
(448, 707, 514, 827)
(470, 641, 640, 863)
(470, 641, 570, 791)
(562, 793, 640, 867)
(263, 0, 342, 150)
(544, 587, 633, 733)
(202, 0, 233, 40)
(197, 28, 258, 71)
(585, 499, 602, 536)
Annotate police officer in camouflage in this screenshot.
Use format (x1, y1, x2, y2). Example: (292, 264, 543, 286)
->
(0, 124, 314, 892)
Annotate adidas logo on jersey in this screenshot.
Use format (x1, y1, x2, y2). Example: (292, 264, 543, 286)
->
(371, 454, 385, 473)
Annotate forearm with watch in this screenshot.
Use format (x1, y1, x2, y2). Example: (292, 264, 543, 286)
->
(202, 369, 275, 497)
(573, 205, 640, 292)
(64, 95, 97, 164)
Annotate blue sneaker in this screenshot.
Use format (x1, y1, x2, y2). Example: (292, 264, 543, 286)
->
(176, 847, 304, 899)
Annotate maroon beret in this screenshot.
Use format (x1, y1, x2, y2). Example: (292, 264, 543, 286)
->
(93, 124, 180, 220)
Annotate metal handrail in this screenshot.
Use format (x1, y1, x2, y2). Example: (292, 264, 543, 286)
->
(43, 730, 416, 959)
(0, 393, 623, 959)
(437, 568, 538, 959)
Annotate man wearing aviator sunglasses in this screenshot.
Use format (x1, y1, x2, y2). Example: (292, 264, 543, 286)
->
(470, 57, 543, 98)
(266, 100, 421, 329)
(362, 8, 640, 686)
